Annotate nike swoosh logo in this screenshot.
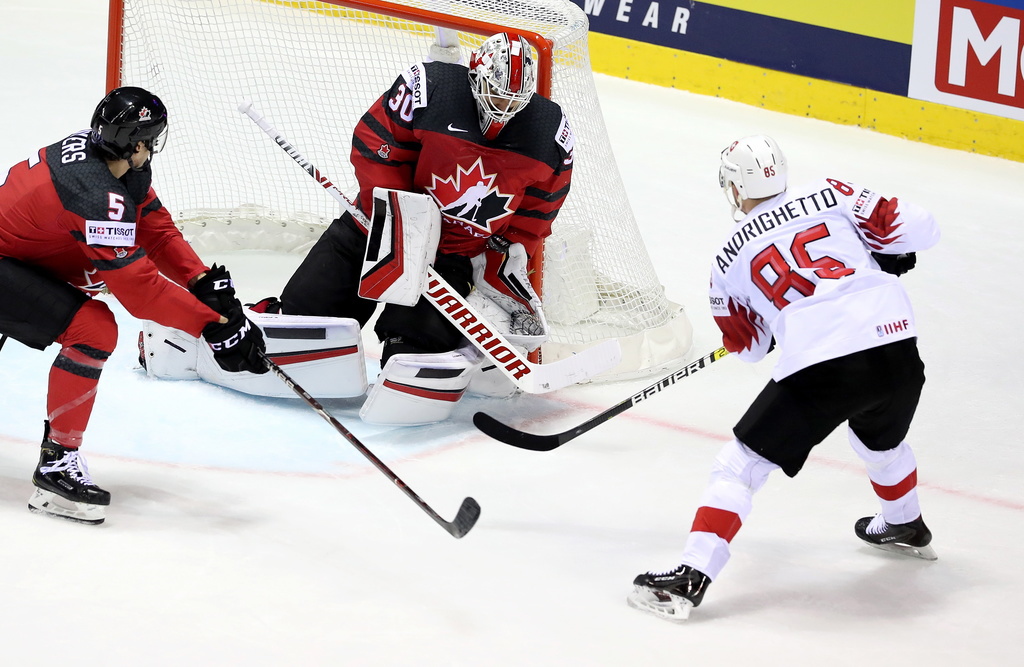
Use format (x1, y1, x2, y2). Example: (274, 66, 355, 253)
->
(447, 124, 468, 133)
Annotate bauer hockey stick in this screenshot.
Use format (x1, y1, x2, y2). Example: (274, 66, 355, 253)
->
(259, 351, 480, 538)
(238, 101, 621, 394)
(473, 347, 730, 451)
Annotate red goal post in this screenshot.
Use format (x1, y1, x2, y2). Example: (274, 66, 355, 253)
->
(106, 0, 693, 381)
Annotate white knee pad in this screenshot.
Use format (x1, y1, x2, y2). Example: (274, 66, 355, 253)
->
(140, 311, 367, 398)
(359, 347, 483, 425)
(709, 438, 778, 494)
(848, 428, 917, 486)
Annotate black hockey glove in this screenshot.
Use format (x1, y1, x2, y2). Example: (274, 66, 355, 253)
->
(485, 234, 511, 254)
(872, 252, 917, 277)
(202, 310, 268, 374)
(190, 264, 243, 317)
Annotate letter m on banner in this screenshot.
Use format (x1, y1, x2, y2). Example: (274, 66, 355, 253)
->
(934, 0, 1024, 110)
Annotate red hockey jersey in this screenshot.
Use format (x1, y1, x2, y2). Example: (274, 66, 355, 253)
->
(0, 131, 219, 337)
(350, 60, 574, 258)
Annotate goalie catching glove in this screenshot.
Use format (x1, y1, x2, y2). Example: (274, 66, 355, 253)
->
(470, 237, 548, 350)
(202, 310, 268, 374)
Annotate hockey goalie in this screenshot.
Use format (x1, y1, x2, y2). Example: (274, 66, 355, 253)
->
(140, 186, 549, 425)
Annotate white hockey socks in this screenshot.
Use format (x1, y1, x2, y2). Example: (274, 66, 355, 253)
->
(360, 347, 483, 425)
(848, 428, 922, 525)
(679, 438, 779, 580)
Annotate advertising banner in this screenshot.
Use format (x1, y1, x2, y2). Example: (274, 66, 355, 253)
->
(910, 0, 1024, 121)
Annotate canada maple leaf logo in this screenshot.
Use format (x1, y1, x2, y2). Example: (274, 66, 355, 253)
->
(425, 157, 514, 234)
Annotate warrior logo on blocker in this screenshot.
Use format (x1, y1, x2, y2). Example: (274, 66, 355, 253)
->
(426, 157, 514, 234)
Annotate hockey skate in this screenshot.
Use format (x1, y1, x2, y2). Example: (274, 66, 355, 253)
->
(28, 423, 110, 525)
(626, 565, 711, 622)
(855, 514, 937, 561)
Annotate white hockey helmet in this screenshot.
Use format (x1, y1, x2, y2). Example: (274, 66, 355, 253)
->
(468, 33, 537, 140)
(719, 135, 788, 212)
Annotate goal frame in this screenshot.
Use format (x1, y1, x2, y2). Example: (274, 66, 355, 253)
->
(104, 0, 695, 381)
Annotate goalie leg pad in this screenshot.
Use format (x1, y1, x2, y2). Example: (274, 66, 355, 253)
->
(197, 311, 367, 398)
(359, 348, 483, 425)
(144, 312, 367, 398)
(139, 320, 201, 380)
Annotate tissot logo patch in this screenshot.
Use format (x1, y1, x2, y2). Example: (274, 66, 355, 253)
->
(426, 158, 514, 234)
(85, 220, 136, 247)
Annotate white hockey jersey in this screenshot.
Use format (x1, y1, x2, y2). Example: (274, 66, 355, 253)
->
(709, 177, 940, 380)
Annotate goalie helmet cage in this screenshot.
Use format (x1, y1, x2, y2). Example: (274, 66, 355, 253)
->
(106, 0, 693, 381)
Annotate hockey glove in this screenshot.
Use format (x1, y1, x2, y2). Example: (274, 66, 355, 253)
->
(190, 264, 244, 317)
(470, 242, 548, 349)
(872, 251, 916, 276)
(202, 310, 268, 374)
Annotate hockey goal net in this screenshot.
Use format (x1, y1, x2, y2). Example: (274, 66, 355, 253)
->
(107, 0, 692, 380)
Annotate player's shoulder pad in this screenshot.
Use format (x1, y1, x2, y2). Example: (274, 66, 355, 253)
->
(45, 132, 139, 223)
(822, 176, 884, 219)
(399, 61, 431, 113)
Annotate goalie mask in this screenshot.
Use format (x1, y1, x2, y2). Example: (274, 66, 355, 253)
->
(468, 33, 537, 140)
(719, 135, 787, 216)
(90, 86, 169, 163)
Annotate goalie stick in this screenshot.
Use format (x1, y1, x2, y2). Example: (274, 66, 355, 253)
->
(260, 352, 480, 538)
(473, 347, 730, 451)
(238, 101, 621, 394)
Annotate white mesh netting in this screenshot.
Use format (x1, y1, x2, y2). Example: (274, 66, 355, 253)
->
(113, 0, 692, 379)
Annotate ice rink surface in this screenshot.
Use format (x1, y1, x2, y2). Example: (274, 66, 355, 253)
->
(2, 1, 1022, 664)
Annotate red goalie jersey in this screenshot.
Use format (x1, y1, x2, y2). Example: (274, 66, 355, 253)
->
(0, 131, 218, 337)
(709, 178, 940, 380)
(349, 60, 574, 258)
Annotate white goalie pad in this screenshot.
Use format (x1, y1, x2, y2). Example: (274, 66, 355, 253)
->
(358, 187, 441, 307)
(359, 347, 483, 426)
(139, 311, 367, 398)
(470, 243, 548, 351)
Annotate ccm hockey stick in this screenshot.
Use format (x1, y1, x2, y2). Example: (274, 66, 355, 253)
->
(260, 351, 480, 538)
(473, 347, 730, 450)
(238, 101, 621, 394)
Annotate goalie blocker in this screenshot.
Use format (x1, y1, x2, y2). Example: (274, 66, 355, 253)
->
(139, 310, 367, 398)
(357, 189, 549, 425)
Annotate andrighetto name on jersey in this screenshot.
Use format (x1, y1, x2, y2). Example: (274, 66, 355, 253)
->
(716, 187, 840, 272)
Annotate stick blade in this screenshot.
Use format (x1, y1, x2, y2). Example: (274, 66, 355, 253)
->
(473, 412, 565, 451)
(446, 497, 481, 538)
(523, 339, 622, 393)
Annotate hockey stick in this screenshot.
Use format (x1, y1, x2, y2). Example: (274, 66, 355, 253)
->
(259, 351, 480, 538)
(238, 100, 621, 394)
(473, 347, 730, 451)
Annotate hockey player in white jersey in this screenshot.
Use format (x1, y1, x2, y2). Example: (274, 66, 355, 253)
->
(628, 135, 941, 622)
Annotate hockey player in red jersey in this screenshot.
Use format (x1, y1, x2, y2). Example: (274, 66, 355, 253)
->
(0, 86, 267, 524)
(266, 32, 574, 425)
(628, 135, 941, 622)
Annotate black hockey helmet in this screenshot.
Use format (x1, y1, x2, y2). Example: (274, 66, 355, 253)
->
(89, 86, 168, 161)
